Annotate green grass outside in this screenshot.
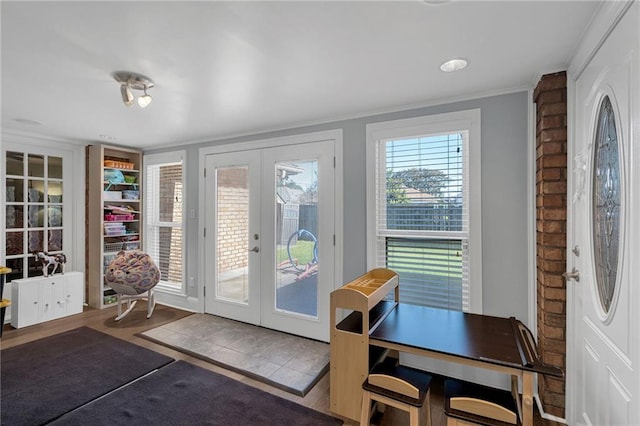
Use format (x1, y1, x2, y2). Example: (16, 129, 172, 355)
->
(276, 240, 316, 266)
(386, 245, 463, 279)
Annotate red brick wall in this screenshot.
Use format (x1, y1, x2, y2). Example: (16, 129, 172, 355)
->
(533, 72, 567, 418)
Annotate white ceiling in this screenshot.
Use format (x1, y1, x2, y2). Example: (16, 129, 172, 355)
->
(1, 1, 600, 150)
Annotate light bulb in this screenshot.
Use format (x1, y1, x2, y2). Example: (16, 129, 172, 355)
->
(138, 88, 152, 108)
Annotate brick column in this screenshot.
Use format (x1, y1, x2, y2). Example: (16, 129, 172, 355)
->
(533, 72, 567, 419)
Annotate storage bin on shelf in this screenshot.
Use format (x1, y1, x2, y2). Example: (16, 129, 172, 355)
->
(104, 226, 126, 236)
(103, 288, 118, 304)
(105, 214, 134, 221)
(123, 241, 140, 250)
(122, 190, 139, 200)
(104, 242, 123, 253)
(103, 191, 122, 200)
(104, 160, 134, 170)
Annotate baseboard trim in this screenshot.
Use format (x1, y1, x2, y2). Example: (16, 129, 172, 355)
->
(535, 394, 567, 424)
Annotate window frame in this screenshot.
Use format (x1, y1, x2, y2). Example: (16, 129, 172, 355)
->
(143, 150, 186, 293)
(366, 109, 483, 313)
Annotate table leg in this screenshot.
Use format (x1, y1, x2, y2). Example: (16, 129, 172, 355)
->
(0, 306, 5, 337)
(522, 372, 535, 426)
(0, 272, 5, 337)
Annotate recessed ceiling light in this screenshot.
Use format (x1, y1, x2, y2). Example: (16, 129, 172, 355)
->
(440, 58, 468, 73)
(14, 118, 44, 126)
(99, 134, 117, 141)
(423, 0, 452, 5)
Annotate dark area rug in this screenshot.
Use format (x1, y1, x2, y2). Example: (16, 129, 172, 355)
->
(1, 326, 174, 426)
(52, 360, 342, 425)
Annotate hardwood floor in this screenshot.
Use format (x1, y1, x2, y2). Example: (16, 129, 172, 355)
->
(1, 303, 550, 426)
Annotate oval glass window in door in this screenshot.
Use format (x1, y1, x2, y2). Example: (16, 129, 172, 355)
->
(592, 95, 621, 314)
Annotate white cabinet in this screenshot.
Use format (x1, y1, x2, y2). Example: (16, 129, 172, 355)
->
(10, 271, 83, 328)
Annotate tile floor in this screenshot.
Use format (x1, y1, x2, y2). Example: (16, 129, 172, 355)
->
(140, 313, 330, 396)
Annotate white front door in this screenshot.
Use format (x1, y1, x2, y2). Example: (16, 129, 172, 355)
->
(568, 3, 639, 425)
(204, 140, 336, 341)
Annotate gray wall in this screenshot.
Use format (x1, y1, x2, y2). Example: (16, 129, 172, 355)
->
(148, 90, 530, 319)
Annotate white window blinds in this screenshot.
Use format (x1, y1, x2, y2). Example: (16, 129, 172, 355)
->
(145, 152, 185, 290)
(367, 110, 481, 313)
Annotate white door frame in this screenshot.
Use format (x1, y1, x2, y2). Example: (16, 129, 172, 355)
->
(566, 1, 639, 424)
(198, 129, 343, 341)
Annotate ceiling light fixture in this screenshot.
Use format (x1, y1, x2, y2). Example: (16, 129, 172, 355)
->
(120, 84, 134, 107)
(137, 86, 152, 108)
(423, 0, 452, 5)
(440, 58, 468, 72)
(112, 71, 154, 108)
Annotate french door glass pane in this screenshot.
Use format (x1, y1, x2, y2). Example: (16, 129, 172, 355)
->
(28, 154, 45, 178)
(48, 156, 63, 179)
(6, 152, 24, 175)
(48, 182, 63, 203)
(6, 232, 23, 255)
(274, 159, 319, 317)
(216, 166, 250, 304)
(6, 178, 23, 202)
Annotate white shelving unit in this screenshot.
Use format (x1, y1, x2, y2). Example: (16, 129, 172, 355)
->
(86, 144, 142, 309)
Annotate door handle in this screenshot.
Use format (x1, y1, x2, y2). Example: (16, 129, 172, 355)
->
(563, 267, 580, 282)
(249, 246, 260, 253)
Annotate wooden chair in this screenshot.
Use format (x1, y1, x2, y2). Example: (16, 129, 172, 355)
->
(361, 358, 432, 426)
(444, 378, 519, 426)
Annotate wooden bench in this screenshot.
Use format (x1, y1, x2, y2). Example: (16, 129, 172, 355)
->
(444, 378, 519, 426)
(361, 357, 433, 426)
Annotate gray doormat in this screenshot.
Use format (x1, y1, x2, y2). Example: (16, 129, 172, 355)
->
(139, 313, 329, 396)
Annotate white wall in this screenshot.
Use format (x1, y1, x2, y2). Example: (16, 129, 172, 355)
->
(147, 91, 531, 320)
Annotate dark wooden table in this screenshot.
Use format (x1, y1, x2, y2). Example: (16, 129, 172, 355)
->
(368, 303, 562, 426)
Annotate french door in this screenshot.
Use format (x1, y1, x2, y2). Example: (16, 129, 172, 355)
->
(204, 140, 335, 341)
(568, 2, 639, 424)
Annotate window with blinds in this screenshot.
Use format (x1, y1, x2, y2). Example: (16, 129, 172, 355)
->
(367, 110, 481, 312)
(145, 152, 185, 290)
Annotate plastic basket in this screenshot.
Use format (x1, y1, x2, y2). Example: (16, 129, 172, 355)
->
(122, 190, 139, 200)
(104, 160, 134, 170)
(104, 242, 123, 253)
